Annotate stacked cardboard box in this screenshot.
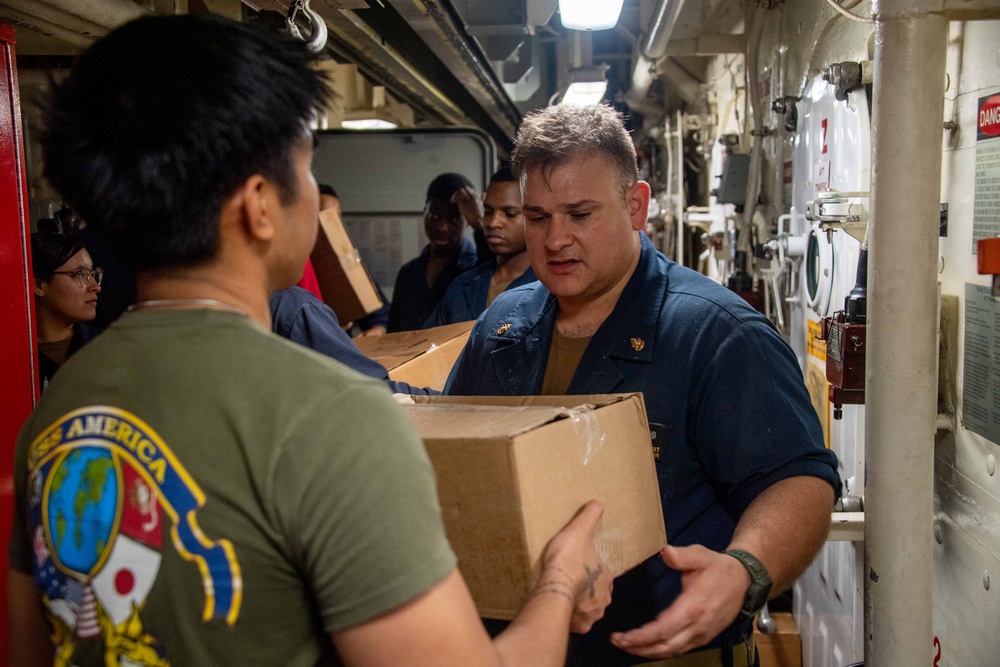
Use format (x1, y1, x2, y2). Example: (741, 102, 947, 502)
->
(310, 208, 383, 323)
(354, 321, 474, 391)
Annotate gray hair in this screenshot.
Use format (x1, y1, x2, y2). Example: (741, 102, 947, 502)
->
(511, 103, 639, 194)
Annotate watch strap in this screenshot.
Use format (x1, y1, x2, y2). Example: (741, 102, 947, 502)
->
(724, 549, 772, 618)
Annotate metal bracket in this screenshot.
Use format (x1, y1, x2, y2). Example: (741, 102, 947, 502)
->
(829, 511, 865, 542)
(806, 191, 870, 243)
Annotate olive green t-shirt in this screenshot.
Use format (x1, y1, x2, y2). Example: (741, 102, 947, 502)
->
(9, 309, 456, 666)
(540, 329, 593, 395)
(486, 277, 514, 308)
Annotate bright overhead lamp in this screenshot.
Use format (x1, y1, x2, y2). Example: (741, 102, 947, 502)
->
(559, 0, 625, 31)
(562, 81, 608, 106)
(560, 65, 609, 106)
(341, 118, 398, 130)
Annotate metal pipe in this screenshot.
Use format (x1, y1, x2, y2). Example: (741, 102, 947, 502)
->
(642, 0, 687, 60)
(625, 0, 687, 112)
(34, 0, 147, 31)
(0, 5, 95, 48)
(675, 109, 684, 266)
(864, 2, 946, 664)
(0, 0, 108, 38)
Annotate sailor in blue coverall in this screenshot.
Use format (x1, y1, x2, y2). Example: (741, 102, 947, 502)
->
(445, 104, 841, 667)
(425, 164, 537, 327)
(271, 286, 436, 395)
(387, 173, 481, 332)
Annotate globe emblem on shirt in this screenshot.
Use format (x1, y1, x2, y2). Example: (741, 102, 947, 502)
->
(45, 447, 119, 577)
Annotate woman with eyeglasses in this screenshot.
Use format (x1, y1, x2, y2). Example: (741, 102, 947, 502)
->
(30, 231, 103, 391)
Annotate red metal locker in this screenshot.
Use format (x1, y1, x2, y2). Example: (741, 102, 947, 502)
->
(0, 21, 37, 663)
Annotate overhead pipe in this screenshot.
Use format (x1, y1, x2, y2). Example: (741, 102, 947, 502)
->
(33, 0, 147, 31)
(864, 1, 946, 664)
(0, 0, 108, 39)
(0, 5, 96, 48)
(624, 0, 687, 111)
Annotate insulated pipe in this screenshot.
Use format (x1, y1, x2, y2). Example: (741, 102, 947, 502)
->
(0, 5, 95, 48)
(625, 0, 687, 110)
(0, 0, 108, 39)
(36, 0, 147, 31)
(675, 109, 684, 266)
(864, 2, 946, 665)
(642, 0, 687, 60)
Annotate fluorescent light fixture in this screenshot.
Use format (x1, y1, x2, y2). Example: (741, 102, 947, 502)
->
(560, 65, 609, 106)
(559, 0, 625, 31)
(562, 81, 608, 106)
(341, 118, 398, 130)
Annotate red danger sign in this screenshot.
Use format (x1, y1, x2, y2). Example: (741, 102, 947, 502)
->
(979, 93, 1000, 140)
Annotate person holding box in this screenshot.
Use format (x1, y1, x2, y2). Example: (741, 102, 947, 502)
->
(446, 103, 841, 666)
(7, 16, 611, 666)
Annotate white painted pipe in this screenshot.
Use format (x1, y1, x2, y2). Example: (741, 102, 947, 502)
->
(675, 109, 684, 265)
(0, 0, 108, 38)
(35, 0, 147, 31)
(865, 2, 946, 664)
(0, 5, 95, 48)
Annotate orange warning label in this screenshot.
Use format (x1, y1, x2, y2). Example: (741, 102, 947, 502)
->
(807, 319, 827, 361)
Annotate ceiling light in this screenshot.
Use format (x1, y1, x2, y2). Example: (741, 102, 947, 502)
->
(560, 65, 609, 106)
(341, 118, 398, 130)
(562, 81, 608, 106)
(559, 0, 625, 31)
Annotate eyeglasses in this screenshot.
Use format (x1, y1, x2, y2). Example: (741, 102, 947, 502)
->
(52, 267, 104, 288)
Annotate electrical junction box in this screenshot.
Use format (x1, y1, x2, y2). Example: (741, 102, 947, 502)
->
(717, 153, 751, 205)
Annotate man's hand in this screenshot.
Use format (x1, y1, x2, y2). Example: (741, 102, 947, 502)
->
(609, 545, 748, 659)
(537, 500, 613, 634)
(451, 186, 484, 233)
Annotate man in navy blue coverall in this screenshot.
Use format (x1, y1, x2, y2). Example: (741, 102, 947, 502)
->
(446, 103, 841, 666)
(425, 164, 536, 327)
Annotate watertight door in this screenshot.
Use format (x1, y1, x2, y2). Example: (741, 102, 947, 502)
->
(0, 21, 37, 664)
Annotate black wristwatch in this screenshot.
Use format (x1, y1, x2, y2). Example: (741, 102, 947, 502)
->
(724, 549, 772, 619)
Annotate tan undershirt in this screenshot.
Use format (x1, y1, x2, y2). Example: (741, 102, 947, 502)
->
(486, 276, 514, 307)
(38, 337, 73, 366)
(540, 329, 592, 395)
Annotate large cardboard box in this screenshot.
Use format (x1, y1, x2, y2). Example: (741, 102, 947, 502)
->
(401, 393, 666, 619)
(310, 208, 383, 324)
(354, 321, 474, 390)
(755, 612, 802, 667)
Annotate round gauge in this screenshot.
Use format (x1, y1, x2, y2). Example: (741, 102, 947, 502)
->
(805, 226, 835, 316)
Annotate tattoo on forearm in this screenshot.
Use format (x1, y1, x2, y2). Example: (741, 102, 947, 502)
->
(583, 564, 603, 599)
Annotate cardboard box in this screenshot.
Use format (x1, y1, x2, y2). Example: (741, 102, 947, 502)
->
(354, 320, 474, 390)
(401, 393, 667, 619)
(755, 612, 802, 667)
(310, 208, 383, 324)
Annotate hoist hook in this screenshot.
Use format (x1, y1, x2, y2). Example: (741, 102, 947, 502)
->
(286, 0, 328, 54)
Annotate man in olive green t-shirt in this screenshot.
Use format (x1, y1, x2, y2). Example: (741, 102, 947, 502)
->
(7, 15, 612, 667)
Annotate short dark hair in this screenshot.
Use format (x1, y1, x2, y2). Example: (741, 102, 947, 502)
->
(426, 173, 473, 203)
(490, 162, 516, 184)
(318, 183, 338, 199)
(42, 14, 332, 273)
(31, 232, 86, 279)
(511, 103, 638, 193)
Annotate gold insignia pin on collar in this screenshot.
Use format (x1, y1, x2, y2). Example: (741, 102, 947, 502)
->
(630, 337, 645, 351)
(497, 323, 512, 335)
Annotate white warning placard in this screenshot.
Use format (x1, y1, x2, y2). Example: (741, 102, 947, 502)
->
(973, 91, 1000, 253)
(963, 283, 1000, 445)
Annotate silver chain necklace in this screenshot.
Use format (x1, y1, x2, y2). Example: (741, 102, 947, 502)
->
(126, 298, 249, 318)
